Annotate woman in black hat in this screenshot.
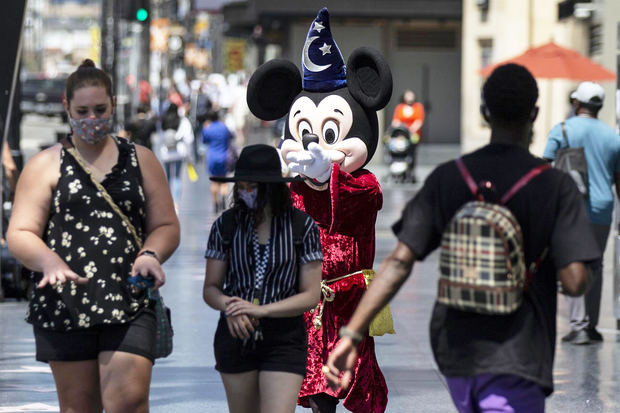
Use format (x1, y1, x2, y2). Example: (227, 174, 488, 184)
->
(203, 144, 323, 413)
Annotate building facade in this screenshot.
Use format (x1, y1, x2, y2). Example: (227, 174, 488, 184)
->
(222, 0, 463, 144)
(461, 0, 619, 155)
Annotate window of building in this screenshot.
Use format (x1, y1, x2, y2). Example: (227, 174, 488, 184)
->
(479, 38, 493, 69)
(589, 24, 602, 56)
(477, 0, 490, 23)
(479, 38, 493, 128)
(396, 28, 457, 49)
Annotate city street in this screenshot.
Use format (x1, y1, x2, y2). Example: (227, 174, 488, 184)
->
(2, 122, 620, 411)
(2, 0, 619, 410)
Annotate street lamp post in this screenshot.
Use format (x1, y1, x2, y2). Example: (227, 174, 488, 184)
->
(0, 1, 27, 301)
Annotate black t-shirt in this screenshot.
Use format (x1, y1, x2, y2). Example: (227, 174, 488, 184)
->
(392, 143, 600, 395)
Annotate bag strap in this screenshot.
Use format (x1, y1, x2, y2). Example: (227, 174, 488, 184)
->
(457, 157, 551, 205)
(290, 208, 307, 293)
(455, 158, 483, 201)
(61, 138, 143, 250)
(499, 162, 551, 287)
(524, 247, 549, 291)
(220, 208, 237, 250)
(501, 164, 551, 204)
(560, 121, 569, 147)
(291, 208, 306, 248)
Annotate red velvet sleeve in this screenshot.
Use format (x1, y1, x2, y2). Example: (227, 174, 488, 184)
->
(291, 164, 382, 237)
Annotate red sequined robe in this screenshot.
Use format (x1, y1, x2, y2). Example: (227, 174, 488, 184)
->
(294, 163, 388, 413)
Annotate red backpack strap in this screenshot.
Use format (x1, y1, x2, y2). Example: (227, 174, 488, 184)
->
(501, 164, 551, 204)
(524, 247, 549, 290)
(456, 158, 484, 201)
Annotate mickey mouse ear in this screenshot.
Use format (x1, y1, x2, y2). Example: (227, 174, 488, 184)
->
(247, 59, 302, 120)
(302, 8, 346, 92)
(346, 47, 393, 110)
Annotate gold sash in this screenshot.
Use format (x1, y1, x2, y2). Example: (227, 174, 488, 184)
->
(310, 269, 395, 337)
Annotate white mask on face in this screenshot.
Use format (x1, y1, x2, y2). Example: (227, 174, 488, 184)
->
(238, 188, 258, 209)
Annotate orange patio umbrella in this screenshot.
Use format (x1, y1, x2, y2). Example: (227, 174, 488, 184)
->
(480, 41, 616, 81)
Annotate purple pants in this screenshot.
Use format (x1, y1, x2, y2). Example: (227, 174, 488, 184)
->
(445, 374, 545, 413)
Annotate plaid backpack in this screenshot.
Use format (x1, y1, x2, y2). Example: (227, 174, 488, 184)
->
(437, 158, 550, 314)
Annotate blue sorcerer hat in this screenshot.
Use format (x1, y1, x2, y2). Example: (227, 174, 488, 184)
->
(302, 8, 346, 92)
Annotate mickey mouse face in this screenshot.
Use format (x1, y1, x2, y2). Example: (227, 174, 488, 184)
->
(246, 48, 392, 181)
(281, 88, 372, 174)
(289, 95, 352, 146)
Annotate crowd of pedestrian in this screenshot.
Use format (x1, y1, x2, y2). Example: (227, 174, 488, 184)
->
(122, 70, 249, 210)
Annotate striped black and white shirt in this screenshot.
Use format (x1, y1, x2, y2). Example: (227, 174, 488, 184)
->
(205, 207, 323, 305)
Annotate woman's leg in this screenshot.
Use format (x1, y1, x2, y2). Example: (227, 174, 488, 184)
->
(220, 371, 260, 413)
(170, 160, 183, 202)
(258, 371, 304, 413)
(49, 360, 102, 413)
(210, 182, 220, 211)
(218, 183, 229, 209)
(98, 351, 153, 413)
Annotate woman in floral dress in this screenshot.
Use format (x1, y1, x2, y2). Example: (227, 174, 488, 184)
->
(7, 59, 180, 413)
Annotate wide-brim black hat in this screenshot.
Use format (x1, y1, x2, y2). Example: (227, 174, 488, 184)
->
(210, 144, 302, 183)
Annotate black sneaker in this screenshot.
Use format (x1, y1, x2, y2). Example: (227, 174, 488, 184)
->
(561, 330, 591, 345)
(561, 330, 578, 342)
(586, 328, 603, 342)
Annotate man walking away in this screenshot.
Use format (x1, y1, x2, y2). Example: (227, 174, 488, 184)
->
(543, 81, 620, 345)
(324, 64, 599, 413)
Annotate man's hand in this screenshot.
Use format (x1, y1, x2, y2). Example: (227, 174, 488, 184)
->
(324, 336, 359, 391)
(286, 142, 333, 183)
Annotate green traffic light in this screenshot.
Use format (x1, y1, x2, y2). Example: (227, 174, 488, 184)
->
(136, 8, 148, 21)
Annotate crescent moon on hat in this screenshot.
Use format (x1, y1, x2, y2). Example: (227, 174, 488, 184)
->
(303, 36, 331, 72)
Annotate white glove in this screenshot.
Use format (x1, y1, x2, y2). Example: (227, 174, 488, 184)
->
(286, 142, 333, 183)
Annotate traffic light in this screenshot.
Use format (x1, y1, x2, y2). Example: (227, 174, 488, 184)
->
(136, 7, 148, 22)
(135, 0, 149, 22)
(118, 0, 150, 23)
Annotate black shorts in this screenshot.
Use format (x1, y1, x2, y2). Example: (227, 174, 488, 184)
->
(33, 308, 157, 363)
(214, 315, 307, 376)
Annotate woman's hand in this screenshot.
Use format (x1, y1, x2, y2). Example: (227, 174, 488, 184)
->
(225, 296, 268, 319)
(225, 313, 257, 340)
(39, 254, 89, 288)
(131, 255, 166, 290)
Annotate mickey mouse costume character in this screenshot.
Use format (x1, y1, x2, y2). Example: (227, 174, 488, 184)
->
(246, 8, 392, 413)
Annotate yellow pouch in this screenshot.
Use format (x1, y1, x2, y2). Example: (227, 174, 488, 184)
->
(187, 162, 199, 182)
(363, 270, 396, 336)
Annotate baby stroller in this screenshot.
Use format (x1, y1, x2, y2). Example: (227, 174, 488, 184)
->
(383, 125, 414, 183)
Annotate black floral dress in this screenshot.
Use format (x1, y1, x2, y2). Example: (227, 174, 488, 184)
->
(27, 137, 148, 330)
